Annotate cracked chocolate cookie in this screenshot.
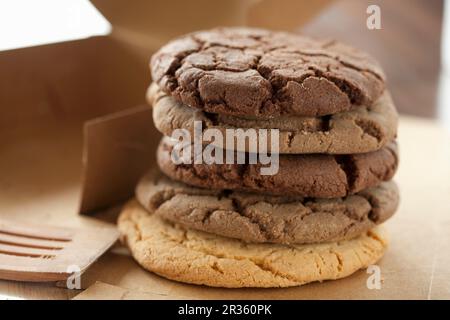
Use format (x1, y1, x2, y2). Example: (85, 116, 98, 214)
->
(135, 171, 398, 245)
(148, 83, 398, 154)
(119, 199, 388, 288)
(157, 136, 398, 198)
(151, 27, 385, 118)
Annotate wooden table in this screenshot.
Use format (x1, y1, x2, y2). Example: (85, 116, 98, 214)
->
(0, 116, 449, 300)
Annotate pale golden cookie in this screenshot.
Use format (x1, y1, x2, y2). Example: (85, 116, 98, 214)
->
(118, 200, 388, 288)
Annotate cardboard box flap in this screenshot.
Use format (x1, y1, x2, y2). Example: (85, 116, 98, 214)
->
(90, 0, 334, 38)
(247, 0, 336, 30)
(80, 105, 159, 215)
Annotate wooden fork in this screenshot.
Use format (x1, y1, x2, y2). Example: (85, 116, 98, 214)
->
(0, 219, 119, 282)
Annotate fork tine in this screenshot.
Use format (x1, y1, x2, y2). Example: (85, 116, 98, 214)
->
(0, 220, 73, 242)
(0, 233, 65, 250)
(0, 243, 58, 258)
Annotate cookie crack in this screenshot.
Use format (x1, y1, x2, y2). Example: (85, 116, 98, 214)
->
(230, 198, 274, 241)
(329, 249, 344, 273)
(341, 222, 357, 238)
(254, 54, 367, 109)
(249, 259, 300, 283)
(208, 250, 300, 283)
(358, 193, 381, 223)
(284, 47, 383, 81)
(210, 261, 225, 275)
(335, 155, 358, 193)
(308, 65, 362, 105)
(286, 132, 295, 148)
(354, 119, 383, 143)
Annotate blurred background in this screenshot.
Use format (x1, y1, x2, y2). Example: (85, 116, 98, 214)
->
(0, 0, 447, 127)
(304, 0, 446, 124)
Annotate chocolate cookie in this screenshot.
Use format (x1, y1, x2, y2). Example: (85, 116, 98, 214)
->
(151, 27, 385, 117)
(157, 137, 398, 198)
(149, 83, 398, 154)
(119, 199, 388, 288)
(135, 171, 398, 245)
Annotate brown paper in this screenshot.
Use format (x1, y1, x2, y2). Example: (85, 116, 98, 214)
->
(72, 282, 193, 300)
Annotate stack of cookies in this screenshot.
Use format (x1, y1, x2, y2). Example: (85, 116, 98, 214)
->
(118, 27, 399, 288)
